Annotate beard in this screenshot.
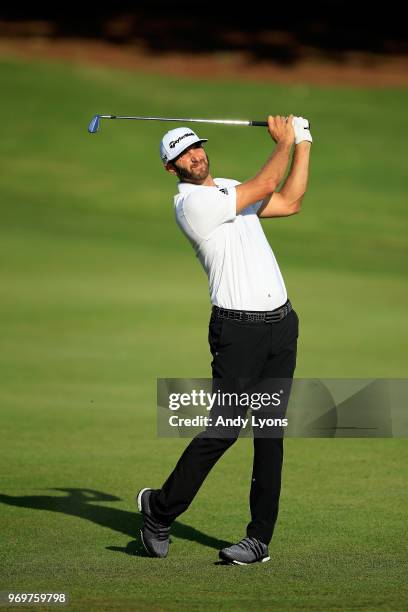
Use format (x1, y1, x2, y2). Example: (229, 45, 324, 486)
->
(174, 154, 210, 184)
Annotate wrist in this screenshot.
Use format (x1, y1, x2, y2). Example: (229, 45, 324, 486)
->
(277, 138, 294, 148)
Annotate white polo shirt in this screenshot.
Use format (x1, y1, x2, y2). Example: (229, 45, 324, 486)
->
(174, 178, 287, 311)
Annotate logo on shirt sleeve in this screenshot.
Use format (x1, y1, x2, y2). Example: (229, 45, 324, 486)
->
(219, 188, 229, 195)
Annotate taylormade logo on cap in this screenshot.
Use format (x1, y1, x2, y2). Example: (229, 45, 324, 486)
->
(160, 127, 208, 165)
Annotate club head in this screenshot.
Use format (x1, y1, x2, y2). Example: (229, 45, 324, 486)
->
(88, 115, 100, 134)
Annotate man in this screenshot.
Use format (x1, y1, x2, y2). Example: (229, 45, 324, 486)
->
(137, 115, 312, 564)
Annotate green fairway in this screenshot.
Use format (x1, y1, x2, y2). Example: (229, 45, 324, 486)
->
(0, 56, 407, 610)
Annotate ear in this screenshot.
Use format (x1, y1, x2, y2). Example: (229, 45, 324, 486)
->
(165, 162, 178, 176)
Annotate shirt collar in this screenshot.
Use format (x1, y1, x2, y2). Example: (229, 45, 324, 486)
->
(177, 180, 221, 194)
(177, 182, 203, 194)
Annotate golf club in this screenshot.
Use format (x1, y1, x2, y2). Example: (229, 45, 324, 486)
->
(88, 114, 268, 134)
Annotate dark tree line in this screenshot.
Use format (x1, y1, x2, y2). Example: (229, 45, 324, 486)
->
(0, 3, 406, 62)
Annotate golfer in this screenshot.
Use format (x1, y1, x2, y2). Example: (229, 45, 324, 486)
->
(138, 115, 312, 564)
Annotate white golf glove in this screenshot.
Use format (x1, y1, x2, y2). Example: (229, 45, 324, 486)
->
(292, 116, 313, 144)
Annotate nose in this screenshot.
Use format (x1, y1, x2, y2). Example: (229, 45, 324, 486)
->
(190, 149, 203, 163)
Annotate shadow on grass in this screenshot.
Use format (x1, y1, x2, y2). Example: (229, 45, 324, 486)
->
(0, 488, 230, 556)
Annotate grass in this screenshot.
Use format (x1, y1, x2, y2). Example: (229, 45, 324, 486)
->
(0, 55, 407, 610)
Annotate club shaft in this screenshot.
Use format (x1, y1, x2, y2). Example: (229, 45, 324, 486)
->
(97, 115, 267, 127)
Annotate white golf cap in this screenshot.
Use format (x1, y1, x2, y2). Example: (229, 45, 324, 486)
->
(160, 127, 208, 165)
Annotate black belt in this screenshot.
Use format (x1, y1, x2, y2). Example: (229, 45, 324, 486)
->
(212, 299, 292, 324)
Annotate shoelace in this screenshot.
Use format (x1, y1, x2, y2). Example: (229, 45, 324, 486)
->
(144, 512, 170, 541)
(236, 537, 265, 558)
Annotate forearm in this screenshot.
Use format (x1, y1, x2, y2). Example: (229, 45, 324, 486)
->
(256, 140, 293, 190)
(236, 115, 295, 214)
(235, 141, 292, 213)
(279, 142, 311, 204)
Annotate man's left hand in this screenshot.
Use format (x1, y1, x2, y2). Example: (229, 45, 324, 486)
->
(292, 116, 313, 145)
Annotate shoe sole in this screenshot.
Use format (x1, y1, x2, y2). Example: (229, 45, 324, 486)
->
(137, 488, 169, 559)
(136, 488, 154, 556)
(219, 552, 270, 565)
(139, 528, 155, 557)
(136, 487, 152, 513)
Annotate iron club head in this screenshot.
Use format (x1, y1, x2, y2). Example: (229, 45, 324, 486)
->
(88, 115, 101, 134)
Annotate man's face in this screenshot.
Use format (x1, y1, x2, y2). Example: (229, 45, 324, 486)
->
(168, 143, 210, 184)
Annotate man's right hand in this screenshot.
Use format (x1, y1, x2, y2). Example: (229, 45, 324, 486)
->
(268, 115, 295, 145)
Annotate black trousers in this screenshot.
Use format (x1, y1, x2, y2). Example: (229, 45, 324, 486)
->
(150, 306, 299, 545)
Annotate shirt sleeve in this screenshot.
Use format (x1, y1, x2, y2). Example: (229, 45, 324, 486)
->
(239, 199, 264, 217)
(252, 199, 264, 214)
(181, 186, 237, 239)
